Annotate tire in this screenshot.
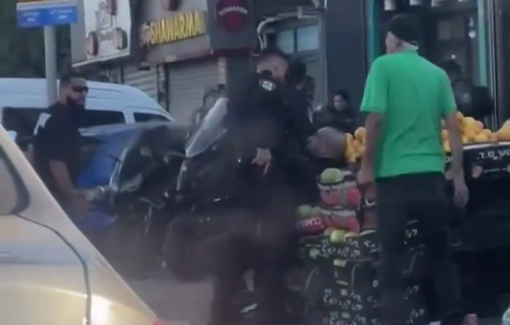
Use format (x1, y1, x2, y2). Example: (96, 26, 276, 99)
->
(162, 219, 206, 282)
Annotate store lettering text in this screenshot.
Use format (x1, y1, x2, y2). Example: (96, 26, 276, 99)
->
(148, 11, 206, 45)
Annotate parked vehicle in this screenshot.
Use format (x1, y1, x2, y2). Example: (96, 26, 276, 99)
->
(71, 122, 186, 276)
(0, 78, 173, 149)
(0, 124, 165, 325)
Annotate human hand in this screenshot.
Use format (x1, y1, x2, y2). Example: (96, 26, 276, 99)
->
(252, 148, 272, 175)
(452, 173, 469, 208)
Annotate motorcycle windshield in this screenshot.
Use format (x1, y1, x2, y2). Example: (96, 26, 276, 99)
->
(186, 97, 228, 157)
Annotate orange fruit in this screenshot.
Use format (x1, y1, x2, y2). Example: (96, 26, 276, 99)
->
(482, 129, 492, 136)
(474, 133, 489, 143)
(476, 121, 484, 131)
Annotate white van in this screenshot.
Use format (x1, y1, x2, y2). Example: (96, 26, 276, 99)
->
(0, 78, 173, 141)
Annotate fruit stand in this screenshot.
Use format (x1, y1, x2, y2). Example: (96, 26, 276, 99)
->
(295, 112, 510, 325)
(296, 166, 428, 325)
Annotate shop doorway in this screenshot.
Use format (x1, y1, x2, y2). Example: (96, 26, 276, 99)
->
(376, 1, 480, 83)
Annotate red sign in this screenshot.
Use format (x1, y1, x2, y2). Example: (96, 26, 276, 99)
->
(215, 0, 249, 32)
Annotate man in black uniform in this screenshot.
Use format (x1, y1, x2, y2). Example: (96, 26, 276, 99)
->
(209, 48, 299, 325)
(33, 72, 91, 216)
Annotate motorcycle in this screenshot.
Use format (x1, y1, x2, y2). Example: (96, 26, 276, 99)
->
(162, 98, 307, 322)
(73, 121, 187, 276)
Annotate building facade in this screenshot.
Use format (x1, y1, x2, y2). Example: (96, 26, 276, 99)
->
(71, 0, 507, 126)
(71, 0, 256, 122)
(364, 0, 510, 127)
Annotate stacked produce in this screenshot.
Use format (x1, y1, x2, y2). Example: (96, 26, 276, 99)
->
(295, 167, 428, 325)
(443, 112, 497, 152)
(344, 113, 510, 163)
(344, 128, 366, 164)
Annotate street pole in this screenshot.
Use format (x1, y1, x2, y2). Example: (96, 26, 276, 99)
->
(317, 9, 328, 104)
(44, 26, 58, 105)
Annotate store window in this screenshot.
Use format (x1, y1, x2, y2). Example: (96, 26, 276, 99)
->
(373, 0, 481, 84)
(276, 29, 295, 54)
(296, 25, 319, 52)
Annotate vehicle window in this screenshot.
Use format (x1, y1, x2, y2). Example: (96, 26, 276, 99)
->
(133, 113, 170, 123)
(2, 107, 45, 149)
(0, 148, 23, 214)
(78, 110, 126, 128)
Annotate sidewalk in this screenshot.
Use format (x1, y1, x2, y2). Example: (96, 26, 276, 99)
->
(128, 276, 213, 325)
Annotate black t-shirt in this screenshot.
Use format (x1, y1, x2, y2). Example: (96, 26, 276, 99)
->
(33, 103, 81, 198)
(226, 72, 291, 153)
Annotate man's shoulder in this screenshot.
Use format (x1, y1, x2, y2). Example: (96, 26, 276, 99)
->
(371, 54, 397, 68)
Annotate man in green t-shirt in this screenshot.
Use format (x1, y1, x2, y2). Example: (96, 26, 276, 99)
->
(359, 14, 471, 325)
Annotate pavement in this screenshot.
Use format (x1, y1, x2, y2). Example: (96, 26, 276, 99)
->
(126, 276, 503, 325)
(127, 276, 213, 325)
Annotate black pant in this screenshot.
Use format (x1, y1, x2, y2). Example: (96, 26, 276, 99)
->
(209, 236, 291, 325)
(207, 185, 296, 325)
(377, 172, 463, 325)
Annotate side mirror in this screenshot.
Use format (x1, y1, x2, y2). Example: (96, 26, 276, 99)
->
(6, 130, 18, 142)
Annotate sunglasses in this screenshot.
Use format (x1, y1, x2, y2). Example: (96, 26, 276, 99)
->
(72, 86, 89, 93)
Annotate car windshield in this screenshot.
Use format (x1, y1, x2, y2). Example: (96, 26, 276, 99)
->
(0, 147, 24, 215)
(185, 97, 228, 157)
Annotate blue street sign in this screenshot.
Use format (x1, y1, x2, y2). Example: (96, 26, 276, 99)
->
(16, 0, 78, 28)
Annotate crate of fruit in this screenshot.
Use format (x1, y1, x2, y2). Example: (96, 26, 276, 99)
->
(317, 167, 361, 209)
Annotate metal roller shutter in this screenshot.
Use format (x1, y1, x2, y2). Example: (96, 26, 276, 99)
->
(168, 59, 220, 123)
(123, 63, 159, 100)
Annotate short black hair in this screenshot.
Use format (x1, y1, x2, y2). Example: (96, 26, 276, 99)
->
(254, 46, 289, 65)
(286, 59, 307, 85)
(59, 71, 84, 88)
(334, 90, 351, 104)
(442, 60, 462, 76)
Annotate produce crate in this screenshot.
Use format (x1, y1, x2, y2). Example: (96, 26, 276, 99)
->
(306, 220, 421, 261)
(445, 142, 510, 180)
(322, 284, 428, 325)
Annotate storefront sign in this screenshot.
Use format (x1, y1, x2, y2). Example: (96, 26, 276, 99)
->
(83, 0, 131, 63)
(140, 11, 207, 47)
(215, 0, 249, 32)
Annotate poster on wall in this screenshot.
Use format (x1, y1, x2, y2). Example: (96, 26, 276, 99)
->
(83, 0, 131, 63)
